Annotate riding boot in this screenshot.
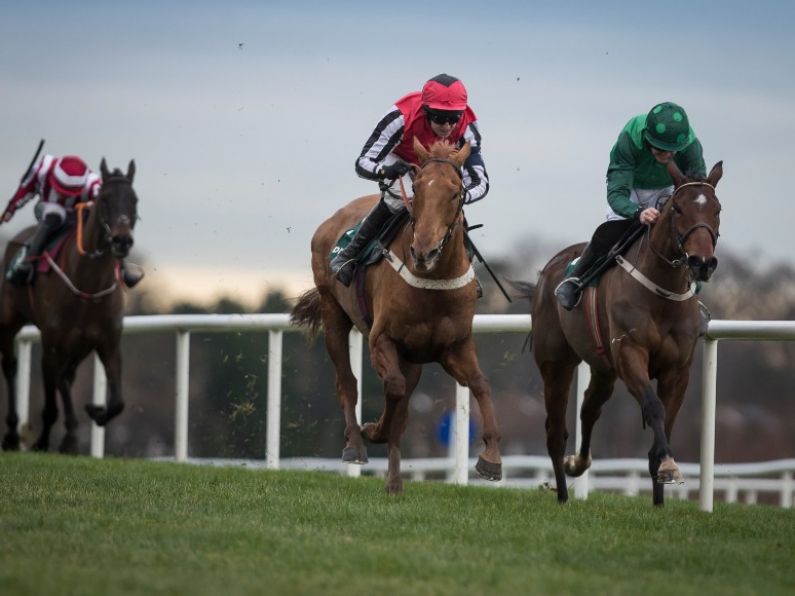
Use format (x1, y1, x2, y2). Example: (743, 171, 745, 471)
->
(119, 259, 144, 288)
(330, 200, 394, 287)
(554, 243, 600, 310)
(6, 213, 61, 285)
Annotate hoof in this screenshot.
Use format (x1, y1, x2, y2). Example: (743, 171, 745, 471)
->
(476, 456, 502, 481)
(32, 438, 49, 452)
(59, 434, 79, 455)
(342, 445, 368, 464)
(564, 454, 592, 477)
(85, 403, 124, 427)
(2, 433, 20, 451)
(361, 422, 387, 444)
(656, 468, 685, 485)
(385, 479, 403, 495)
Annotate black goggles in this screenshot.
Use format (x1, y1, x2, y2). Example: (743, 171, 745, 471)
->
(425, 109, 463, 125)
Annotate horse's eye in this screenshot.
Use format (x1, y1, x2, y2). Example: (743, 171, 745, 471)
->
(673, 204, 683, 214)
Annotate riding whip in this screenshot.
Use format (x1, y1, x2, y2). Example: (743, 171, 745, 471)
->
(1, 139, 45, 224)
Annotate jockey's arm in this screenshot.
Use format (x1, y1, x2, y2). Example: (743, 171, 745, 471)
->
(355, 108, 405, 182)
(606, 137, 641, 219)
(461, 122, 488, 204)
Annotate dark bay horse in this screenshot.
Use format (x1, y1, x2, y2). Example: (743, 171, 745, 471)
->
(0, 159, 139, 453)
(529, 160, 723, 506)
(291, 139, 502, 494)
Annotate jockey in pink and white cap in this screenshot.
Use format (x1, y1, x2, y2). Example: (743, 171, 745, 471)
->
(3, 154, 142, 287)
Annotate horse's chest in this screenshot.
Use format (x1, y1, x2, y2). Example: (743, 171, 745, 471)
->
(397, 318, 464, 356)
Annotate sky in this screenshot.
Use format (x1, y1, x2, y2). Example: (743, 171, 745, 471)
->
(1, 0, 794, 306)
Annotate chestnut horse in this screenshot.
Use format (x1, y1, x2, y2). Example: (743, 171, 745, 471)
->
(529, 160, 722, 506)
(291, 139, 502, 493)
(0, 159, 139, 453)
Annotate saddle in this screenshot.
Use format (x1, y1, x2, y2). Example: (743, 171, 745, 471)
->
(328, 210, 410, 269)
(36, 229, 74, 274)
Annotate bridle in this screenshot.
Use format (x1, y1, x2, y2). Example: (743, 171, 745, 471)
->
(648, 181, 719, 269)
(76, 175, 136, 259)
(403, 156, 465, 257)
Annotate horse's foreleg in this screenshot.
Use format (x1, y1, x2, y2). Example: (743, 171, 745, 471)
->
(565, 369, 616, 478)
(33, 350, 59, 452)
(651, 367, 690, 504)
(0, 334, 20, 451)
(440, 339, 502, 482)
(86, 345, 124, 427)
(319, 297, 365, 463)
(617, 343, 680, 506)
(367, 335, 409, 494)
(57, 364, 79, 454)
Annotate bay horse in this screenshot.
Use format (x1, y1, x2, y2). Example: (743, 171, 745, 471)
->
(528, 160, 722, 506)
(0, 159, 139, 454)
(291, 139, 502, 494)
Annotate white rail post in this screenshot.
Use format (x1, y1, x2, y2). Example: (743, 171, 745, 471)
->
(174, 331, 190, 462)
(700, 338, 719, 513)
(266, 330, 283, 469)
(574, 362, 590, 500)
(90, 353, 106, 458)
(347, 329, 363, 478)
(15, 340, 32, 435)
(452, 383, 470, 485)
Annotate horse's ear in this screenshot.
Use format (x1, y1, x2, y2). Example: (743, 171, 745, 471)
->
(100, 158, 110, 180)
(127, 160, 136, 183)
(667, 159, 686, 187)
(413, 137, 430, 163)
(454, 142, 471, 167)
(707, 161, 723, 187)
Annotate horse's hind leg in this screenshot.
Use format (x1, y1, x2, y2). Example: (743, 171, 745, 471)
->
(86, 343, 124, 426)
(319, 294, 366, 463)
(32, 349, 59, 452)
(538, 358, 577, 503)
(57, 364, 79, 454)
(0, 324, 23, 451)
(564, 368, 616, 477)
(440, 338, 502, 481)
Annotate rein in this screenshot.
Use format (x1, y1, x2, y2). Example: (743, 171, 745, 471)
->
(75, 201, 111, 258)
(43, 251, 119, 300)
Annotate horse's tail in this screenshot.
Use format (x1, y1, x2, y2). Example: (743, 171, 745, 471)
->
(290, 288, 323, 339)
(507, 279, 536, 304)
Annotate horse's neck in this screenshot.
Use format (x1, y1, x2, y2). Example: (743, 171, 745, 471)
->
(632, 216, 690, 291)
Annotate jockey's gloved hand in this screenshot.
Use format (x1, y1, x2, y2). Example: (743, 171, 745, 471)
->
(379, 160, 411, 180)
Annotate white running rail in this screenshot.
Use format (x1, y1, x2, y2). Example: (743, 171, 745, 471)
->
(12, 315, 795, 511)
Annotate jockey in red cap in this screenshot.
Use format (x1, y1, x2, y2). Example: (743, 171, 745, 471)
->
(3, 154, 143, 287)
(330, 73, 490, 287)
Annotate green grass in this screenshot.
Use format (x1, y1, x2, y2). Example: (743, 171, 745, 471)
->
(1, 454, 793, 596)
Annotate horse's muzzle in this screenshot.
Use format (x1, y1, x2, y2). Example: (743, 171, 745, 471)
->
(111, 234, 134, 258)
(410, 245, 441, 272)
(688, 255, 718, 282)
